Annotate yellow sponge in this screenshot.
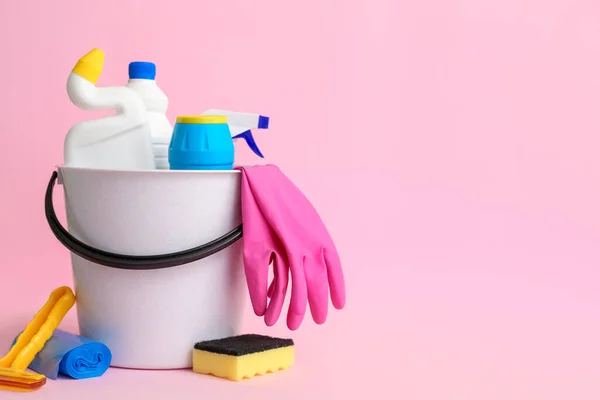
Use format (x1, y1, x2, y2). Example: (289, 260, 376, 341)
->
(192, 334, 294, 381)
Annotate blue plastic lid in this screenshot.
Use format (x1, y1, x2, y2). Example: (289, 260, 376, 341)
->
(128, 61, 156, 80)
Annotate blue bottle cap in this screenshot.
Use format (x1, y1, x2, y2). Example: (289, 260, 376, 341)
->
(128, 61, 156, 80)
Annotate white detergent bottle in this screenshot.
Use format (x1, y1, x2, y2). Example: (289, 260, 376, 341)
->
(64, 48, 156, 171)
(126, 61, 173, 169)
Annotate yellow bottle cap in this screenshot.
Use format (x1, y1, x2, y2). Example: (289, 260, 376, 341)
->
(71, 48, 105, 85)
(176, 115, 227, 124)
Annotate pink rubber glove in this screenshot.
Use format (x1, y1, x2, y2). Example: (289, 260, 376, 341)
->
(238, 167, 290, 327)
(237, 165, 346, 330)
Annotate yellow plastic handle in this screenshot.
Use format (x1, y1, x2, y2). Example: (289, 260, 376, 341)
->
(0, 367, 46, 392)
(0, 286, 76, 370)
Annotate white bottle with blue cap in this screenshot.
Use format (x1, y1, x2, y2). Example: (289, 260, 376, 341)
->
(126, 61, 173, 169)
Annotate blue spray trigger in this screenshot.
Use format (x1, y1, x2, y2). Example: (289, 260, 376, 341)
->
(232, 129, 265, 158)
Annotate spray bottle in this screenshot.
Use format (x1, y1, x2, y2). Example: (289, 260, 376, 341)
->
(201, 109, 269, 158)
(64, 48, 156, 171)
(168, 110, 270, 170)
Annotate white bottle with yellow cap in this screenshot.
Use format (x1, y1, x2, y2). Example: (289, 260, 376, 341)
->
(64, 48, 156, 171)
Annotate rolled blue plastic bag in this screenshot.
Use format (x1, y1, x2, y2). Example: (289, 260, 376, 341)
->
(12, 329, 112, 380)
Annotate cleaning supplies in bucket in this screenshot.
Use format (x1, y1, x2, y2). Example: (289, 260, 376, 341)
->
(11, 329, 112, 380)
(236, 165, 346, 330)
(33, 46, 347, 378)
(64, 48, 156, 171)
(126, 61, 173, 170)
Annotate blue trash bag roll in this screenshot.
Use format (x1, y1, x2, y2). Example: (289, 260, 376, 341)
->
(12, 329, 112, 380)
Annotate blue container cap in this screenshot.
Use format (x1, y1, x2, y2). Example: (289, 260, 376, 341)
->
(129, 61, 156, 80)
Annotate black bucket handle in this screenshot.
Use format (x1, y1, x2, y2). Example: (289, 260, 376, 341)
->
(45, 171, 243, 270)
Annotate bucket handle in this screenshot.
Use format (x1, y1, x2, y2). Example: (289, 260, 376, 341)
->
(44, 171, 243, 270)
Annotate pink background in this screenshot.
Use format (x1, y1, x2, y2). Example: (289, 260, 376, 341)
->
(1, 0, 599, 398)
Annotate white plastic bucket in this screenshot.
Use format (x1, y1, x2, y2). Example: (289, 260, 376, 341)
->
(45, 166, 248, 369)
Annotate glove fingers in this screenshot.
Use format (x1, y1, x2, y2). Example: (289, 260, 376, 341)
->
(239, 168, 273, 317)
(264, 252, 289, 326)
(287, 256, 308, 331)
(242, 248, 272, 317)
(267, 278, 275, 298)
(323, 246, 346, 310)
(304, 255, 329, 325)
